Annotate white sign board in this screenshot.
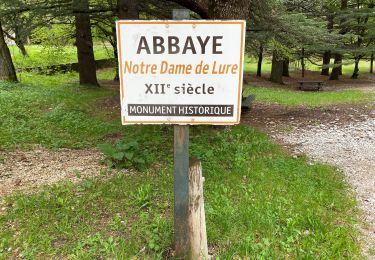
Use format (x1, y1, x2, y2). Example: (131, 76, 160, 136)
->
(116, 20, 246, 125)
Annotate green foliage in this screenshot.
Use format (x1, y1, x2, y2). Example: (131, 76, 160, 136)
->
(243, 85, 373, 107)
(132, 184, 153, 209)
(9, 45, 114, 69)
(31, 24, 74, 47)
(71, 233, 116, 258)
(99, 141, 146, 171)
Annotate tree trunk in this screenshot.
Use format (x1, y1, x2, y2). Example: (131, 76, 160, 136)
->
(14, 25, 28, 56)
(118, 0, 139, 19)
(210, 0, 251, 19)
(112, 25, 119, 81)
(73, 0, 99, 86)
(322, 14, 333, 76)
(330, 54, 342, 80)
(115, 0, 139, 81)
(301, 48, 305, 78)
(172, 0, 249, 20)
(321, 51, 330, 76)
(371, 52, 374, 74)
(256, 45, 263, 77)
(187, 160, 208, 260)
(328, 0, 347, 80)
(282, 58, 290, 77)
(15, 40, 27, 56)
(0, 21, 17, 82)
(351, 57, 361, 79)
(270, 51, 283, 84)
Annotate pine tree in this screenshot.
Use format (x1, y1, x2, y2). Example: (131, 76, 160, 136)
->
(0, 20, 18, 82)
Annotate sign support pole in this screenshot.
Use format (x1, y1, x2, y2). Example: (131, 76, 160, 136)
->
(173, 125, 190, 257)
(173, 9, 191, 259)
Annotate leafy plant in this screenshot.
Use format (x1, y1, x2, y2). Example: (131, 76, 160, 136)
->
(133, 184, 153, 209)
(98, 140, 146, 170)
(73, 233, 115, 257)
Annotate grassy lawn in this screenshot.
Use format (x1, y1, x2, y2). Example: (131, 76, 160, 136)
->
(244, 56, 373, 77)
(243, 85, 373, 107)
(0, 71, 362, 258)
(9, 44, 114, 69)
(0, 70, 119, 150)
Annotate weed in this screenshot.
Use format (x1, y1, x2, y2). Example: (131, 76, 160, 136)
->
(73, 169, 81, 178)
(99, 140, 146, 171)
(72, 233, 115, 258)
(109, 214, 127, 231)
(132, 184, 153, 209)
(146, 220, 163, 254)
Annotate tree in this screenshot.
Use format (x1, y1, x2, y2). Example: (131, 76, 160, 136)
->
(170, 0, 250, 19)
(330, 0, 348, 80)
(73, 0, 99, 86)
(321, 14, 334, 76)
(2, 15, 30, 56)
(283, 58, 290, 77)
(0, 20, 18, 82)
(257, 45, 263, 77)
(115, 0, 140, 80)
(350, 2, 375, 79)
(270, 51, 284, 84)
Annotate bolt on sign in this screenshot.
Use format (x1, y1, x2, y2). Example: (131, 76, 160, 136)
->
(116, 20, 246, 125)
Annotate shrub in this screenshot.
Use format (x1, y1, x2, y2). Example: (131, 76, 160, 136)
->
(98, 140, 146, 171)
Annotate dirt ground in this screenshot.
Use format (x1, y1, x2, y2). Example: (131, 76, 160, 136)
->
(0, 148, 107, 196)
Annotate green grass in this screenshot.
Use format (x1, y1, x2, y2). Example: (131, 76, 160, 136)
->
(244, 85, 372, 107)
(0, 70, 119, 150)
(309, 59, 372, 77)
(9, 44, 114, 69)
(244, 57, 272, 74)
(0, 126, 361, 259)
(0, 71, 362, 258)
(244, 56, 373, 77)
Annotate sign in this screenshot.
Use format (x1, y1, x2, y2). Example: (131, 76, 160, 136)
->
(116, 20, 246, 125)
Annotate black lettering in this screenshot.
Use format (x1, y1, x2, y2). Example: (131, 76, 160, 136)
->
(182, 36, 196, 54)
(168, 37, 180, 54)
(153, 36, 165, 54)
(145, 83, 153, 94)
(137, 36, 151, 54)
(213, 36, 223, 54)
(197, 36, 210, 54)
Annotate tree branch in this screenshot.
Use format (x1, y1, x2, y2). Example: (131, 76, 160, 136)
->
(168, 0, 210, 18)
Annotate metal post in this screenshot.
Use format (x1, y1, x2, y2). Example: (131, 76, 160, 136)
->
(172, 9, 191, 258)
(174, 125, 190, 257)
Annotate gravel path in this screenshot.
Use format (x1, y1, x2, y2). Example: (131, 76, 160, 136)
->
(278, 116, 375, 258)
(242, 84, 375, 258)
(0, 148, 106, 196)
